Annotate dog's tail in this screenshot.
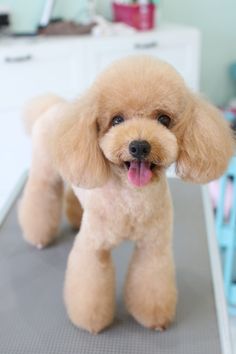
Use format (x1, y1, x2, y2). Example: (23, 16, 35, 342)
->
(23, 94, 66, 135)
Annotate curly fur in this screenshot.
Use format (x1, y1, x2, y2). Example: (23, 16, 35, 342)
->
(18, 56, 234, 333)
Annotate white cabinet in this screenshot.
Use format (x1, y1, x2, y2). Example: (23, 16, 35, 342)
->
(0, 23, 200, 112)
(87, 27, 200, 91)
(0, 42, 87, 110)
(0, 108, 30, 218)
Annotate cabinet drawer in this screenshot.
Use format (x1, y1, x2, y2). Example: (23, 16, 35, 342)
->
(0, 48, 85, 110)
(88, 31, 200, 91)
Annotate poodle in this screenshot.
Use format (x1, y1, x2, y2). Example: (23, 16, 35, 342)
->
(18, 56, 234, 334)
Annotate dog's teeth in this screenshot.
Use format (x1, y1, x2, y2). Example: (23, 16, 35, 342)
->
(36, 244, 43, 250)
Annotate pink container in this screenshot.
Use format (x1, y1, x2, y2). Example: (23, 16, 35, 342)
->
(112, 2, 156, 31)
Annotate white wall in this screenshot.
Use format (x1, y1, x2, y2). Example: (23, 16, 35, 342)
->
(96, 0, 236, 105)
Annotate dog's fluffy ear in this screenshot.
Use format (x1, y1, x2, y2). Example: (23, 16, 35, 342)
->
(51, 96, 110, 188)
(176, 95, 235, 183)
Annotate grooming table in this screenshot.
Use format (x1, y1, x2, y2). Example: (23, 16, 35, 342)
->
(0, 179, 232, 354)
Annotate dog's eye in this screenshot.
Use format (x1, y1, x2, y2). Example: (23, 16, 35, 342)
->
(112, 115, 124, 126)
(157, 114, 171, 128)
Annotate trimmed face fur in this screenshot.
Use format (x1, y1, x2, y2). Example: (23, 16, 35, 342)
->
(96, 57, 187, 187)
(52, 56, 234, 188)
(100, 118, 178, 187)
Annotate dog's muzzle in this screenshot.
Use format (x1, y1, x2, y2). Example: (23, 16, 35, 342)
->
(125, 140, 153, 187)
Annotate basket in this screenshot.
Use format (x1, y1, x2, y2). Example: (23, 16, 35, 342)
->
(112, 2, 156, 31)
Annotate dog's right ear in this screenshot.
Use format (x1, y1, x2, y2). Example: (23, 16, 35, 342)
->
(50, 95, 110, 188)
(175, 94, 234, 183)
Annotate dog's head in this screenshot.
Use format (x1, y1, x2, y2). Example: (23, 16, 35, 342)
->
(52, 56, 234, 188)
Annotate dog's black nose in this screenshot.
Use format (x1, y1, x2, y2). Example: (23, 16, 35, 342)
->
(129, 140, 151, 159)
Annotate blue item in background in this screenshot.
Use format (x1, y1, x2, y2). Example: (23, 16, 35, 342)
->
(215, 156, 236, 315)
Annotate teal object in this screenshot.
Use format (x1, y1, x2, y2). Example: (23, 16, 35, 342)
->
(215, 156, 236, 315)
(229, 63, 236, 82)
(0, 0, 45, 33)
(0, 0, 93, 33)
(224, 111, 235, 122)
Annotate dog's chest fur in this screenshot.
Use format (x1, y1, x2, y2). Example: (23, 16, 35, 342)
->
(73, 174, 172, 248)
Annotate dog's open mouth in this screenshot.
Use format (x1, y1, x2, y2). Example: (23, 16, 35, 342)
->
(124, 160, 156, 187)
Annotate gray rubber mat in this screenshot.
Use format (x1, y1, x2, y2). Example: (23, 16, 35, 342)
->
(0, 179, 221, 354)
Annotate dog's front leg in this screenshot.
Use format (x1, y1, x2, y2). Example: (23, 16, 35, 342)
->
(125, 229, 177, 330)
(64, 229, 115, 334)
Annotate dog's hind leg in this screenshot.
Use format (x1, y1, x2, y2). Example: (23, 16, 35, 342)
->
(65, 187, 83, 230)
(18, 117, 64, 249)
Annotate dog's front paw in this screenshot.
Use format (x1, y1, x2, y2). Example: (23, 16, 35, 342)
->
(125, 276, 177, 330)
(126, 292, 176, 330)
(65, 298, 115, 334)
(65, 276, 115, 333)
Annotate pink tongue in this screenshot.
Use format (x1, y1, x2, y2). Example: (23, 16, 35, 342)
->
(127, 161, 153, 187)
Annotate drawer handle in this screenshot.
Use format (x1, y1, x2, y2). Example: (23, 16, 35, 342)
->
(4, 54, 33, 63)
(134, 41, 158, 50)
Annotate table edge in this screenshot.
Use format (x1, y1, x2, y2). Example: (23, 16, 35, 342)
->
(202, 185, 232, 354)
(0, 171, 27, 226)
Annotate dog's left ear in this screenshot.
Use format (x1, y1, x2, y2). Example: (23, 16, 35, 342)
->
(176, 94, 235, 183)
(51, 95, 110, 188)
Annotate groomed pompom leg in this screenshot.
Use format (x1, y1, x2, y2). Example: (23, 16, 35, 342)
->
(125, 232, 177, 330)
(18, 120, 63, 248)
(64, 228, 115, 334)
(65, 187, 83, 230)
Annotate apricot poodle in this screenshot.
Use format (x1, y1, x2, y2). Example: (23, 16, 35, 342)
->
(18, 56, 234, 334)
